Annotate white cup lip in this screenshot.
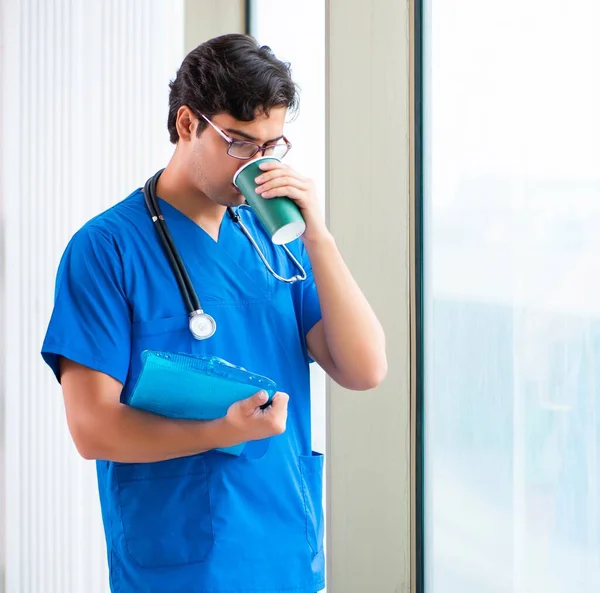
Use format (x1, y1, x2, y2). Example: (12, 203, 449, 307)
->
(271, 220, 306, 245)
(232, 155, 281, 187)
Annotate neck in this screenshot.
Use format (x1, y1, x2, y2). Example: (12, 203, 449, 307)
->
(154, 156, 226, 233)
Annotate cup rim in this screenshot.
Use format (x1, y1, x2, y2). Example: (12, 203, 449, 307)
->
(232, 155, 281, 187)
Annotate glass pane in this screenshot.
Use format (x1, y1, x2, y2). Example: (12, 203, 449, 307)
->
(423, 1, 600, 592)
(263, 143, 289, 159)
(230, 141, 259, 158)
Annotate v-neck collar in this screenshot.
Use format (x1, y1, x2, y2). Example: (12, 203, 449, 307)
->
(157, 198, 232, 245)
(154, 199, 267, 296)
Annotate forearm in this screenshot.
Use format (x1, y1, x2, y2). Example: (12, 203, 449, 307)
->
(70, 401, 236, 463)
(304, 232, 387, 384)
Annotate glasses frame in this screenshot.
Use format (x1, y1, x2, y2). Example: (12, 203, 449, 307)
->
(200, 113, 292, 160)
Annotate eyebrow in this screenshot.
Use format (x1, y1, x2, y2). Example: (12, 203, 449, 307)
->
(225, 128, 284, 144)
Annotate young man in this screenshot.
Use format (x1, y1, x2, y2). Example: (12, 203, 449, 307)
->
(42, 34, 386, 593)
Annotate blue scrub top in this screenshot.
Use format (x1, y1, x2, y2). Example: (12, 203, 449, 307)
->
(41, 188, 325, 593)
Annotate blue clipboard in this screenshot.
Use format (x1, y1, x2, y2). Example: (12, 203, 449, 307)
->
(124, 350, 278, 456)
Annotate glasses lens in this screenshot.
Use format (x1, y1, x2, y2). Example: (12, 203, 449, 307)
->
(229, 141, 259, 159)
(264, 143, 290, 159)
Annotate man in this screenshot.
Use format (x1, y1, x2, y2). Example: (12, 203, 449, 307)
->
(42, 34, 386, 593)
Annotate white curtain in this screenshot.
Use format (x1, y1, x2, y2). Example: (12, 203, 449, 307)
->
(0, 1, 184, 591)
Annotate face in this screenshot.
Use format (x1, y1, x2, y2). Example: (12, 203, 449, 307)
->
(174, 106, 288, 207)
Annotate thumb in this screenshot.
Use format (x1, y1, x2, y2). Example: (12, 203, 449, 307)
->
(238, 390, 269, 414)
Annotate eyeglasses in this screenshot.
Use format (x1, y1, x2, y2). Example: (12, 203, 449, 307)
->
(200, 114, 292, 160)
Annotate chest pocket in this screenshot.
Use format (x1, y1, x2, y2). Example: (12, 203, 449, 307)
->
(132, 314, 190, 344)
(115, 455, 213, 567)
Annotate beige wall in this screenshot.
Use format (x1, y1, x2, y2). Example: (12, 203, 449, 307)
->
(326, 0, 412, 591)
(185, 0, 245, 53)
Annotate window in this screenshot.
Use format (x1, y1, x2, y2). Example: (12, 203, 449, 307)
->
(420, 1, 600, 591)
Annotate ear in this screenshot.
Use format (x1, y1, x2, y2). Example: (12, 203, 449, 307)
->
(175, 106, 196, 142)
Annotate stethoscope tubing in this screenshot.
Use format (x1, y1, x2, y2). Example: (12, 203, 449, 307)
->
(143, 170, 203, 314)
(142, 169, 308, 334)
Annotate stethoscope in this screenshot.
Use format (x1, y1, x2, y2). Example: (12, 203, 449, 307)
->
(143, 169, 307, 340)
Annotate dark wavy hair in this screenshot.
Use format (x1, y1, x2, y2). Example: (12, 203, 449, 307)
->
(167, 34, 299, 144)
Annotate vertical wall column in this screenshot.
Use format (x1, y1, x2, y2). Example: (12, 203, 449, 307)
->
(325, 1, 412, 591)
(184, 0, 245, 52)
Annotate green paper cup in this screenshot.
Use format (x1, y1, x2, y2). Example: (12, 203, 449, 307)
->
(232, 156, 306, 245)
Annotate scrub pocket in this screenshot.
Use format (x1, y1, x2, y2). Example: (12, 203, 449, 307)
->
(299, 451, 325, 556)
(116, 455, 213, 567)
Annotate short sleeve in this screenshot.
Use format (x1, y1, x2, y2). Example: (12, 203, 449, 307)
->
(41, 226, 132, 384)
(299, 241, 322, 337)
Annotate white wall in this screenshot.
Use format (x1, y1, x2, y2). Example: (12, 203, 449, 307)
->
(0, 1, 184, 591)
(249, 0, 327, 459)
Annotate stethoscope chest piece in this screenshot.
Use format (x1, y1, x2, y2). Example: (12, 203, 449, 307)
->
(189, 310, 217, 340)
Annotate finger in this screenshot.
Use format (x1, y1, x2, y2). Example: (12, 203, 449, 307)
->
(270, 398, 289, 416)
(258, 161, 288, 172)
(256, 177, 308, 195)
(260, 186, 306, 200)
(270, 392, 290, 410)
(238, 390, 269, 414)
(255, 168, 299, 185)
